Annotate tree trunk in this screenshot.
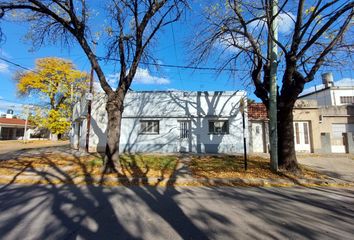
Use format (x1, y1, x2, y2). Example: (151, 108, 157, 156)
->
(103, 94, 124, 174)
(277, 105, 301, 172)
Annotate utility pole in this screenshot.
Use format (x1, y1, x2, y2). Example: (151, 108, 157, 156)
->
(269, 0, 278, 171)
(85, 41, 97, 152)
(241, 98, 248, 171)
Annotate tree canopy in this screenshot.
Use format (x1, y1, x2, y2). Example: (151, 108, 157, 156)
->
(16, 57, 89, 135)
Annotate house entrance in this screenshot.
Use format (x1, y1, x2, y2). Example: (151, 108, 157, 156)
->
(294, 121, 311, 152)
(179, 121, 191, 152)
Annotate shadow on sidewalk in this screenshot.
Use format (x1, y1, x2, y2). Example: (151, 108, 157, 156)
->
(0, 150, 223, 239)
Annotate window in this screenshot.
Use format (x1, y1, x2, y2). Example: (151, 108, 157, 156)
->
(180, 121, 190, 138)
(295, 123, 300, 144)
(209, 120, 229, 134)
(140, 120, 159, 134)
(340, 96, 354, 104)
(303, 122, 309, 144)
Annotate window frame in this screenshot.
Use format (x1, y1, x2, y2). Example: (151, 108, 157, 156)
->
(340, 96, 354, 104)
(208, 120, 229, 135)
(140, 120, 160, 135)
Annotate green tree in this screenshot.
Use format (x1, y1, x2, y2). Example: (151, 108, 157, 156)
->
(16, 57, 89, 138)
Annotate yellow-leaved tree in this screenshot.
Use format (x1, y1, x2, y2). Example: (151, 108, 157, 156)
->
(16, 57, 89, 140)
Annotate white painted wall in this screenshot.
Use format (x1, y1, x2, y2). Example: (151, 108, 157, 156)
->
(301, 88, 354, 106)
(72, 91, 247, 153)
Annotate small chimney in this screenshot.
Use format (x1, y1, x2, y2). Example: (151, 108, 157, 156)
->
(321, 72, 334, 88)
(6, 109, 14, 119)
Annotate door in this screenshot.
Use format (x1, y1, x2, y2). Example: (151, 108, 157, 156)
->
(294, 122, 311, 152)
(251, 122, 265, 153)
(179, 121, 191, 152)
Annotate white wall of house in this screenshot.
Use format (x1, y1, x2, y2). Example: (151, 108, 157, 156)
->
(71, 91, 247, 154)
(301, 87, 354, 106)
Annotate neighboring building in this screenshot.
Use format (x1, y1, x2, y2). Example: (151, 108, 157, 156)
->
(0, 109, 49, 140)
(299, 73, 354, 153)
(300, 73, 354, 107)
(0, 109, 29, 140)
(249, 72, 354, 154)
(71, 91, 247, 154)
(248, 100, 321, 153)
(248, 103, 269, 153)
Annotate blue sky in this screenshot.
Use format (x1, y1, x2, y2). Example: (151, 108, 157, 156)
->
(0, 0, 353, 113)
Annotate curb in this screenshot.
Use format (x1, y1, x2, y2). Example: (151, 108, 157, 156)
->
(0, 174, 353, 187)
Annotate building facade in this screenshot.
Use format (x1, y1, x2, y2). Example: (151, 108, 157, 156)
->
(248, 100, 321, 153)
(299, 73, 354, 153)
(71, 91, 248, 154)
(249, 73, 354, 154)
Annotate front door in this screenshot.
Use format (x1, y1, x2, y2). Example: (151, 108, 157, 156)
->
(179, 121, 191, 152)
(251, 122, 265, 153)
(294, 122, 311, 152)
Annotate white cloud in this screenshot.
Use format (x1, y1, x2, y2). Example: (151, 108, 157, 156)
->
(248, 12, 295, 34)
(106, 73, 119, 87)
(134, 68, 170, 85)
(0, 62, 9, 73)
(215, 33, 251, 53)
(96, 68, 170, 91)
(278, 12, 295, 34)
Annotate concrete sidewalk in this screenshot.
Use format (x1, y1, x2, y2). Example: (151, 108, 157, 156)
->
(297, 154, 354, 183)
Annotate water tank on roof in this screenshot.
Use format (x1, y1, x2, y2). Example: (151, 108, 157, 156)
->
(321, 72, 334, 88)
(6, 109, 14, 119)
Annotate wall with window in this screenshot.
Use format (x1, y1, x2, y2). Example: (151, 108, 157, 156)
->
(74, 91, 247, 153)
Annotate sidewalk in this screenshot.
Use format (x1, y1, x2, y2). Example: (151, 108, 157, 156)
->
(0, 146, 353, 187)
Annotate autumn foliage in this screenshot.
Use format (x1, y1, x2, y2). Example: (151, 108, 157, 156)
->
(16, 57, 89, 136)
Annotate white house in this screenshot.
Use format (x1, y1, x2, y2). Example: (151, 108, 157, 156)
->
(71, 91, 247, 154)
(300, 73, 354, 106)
(0, 109, 33, 140)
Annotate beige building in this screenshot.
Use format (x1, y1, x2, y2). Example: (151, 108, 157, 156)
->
(249, 102, 354, 154)
(249, 100, 321, 153)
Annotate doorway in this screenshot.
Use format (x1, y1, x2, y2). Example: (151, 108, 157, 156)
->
(179, 120, 191, 152)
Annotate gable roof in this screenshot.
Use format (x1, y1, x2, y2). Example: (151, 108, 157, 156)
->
(0, 117, 27, 126)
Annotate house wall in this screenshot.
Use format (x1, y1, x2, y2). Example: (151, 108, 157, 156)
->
(0, 124, 34, 140)
(300, 89, 333, 106)
(72, 91, 247, 154)
(293, 100, 321, 153)
(331, 88, 354, 106)
(248, 100, 320, 153)
(301, 88, 354, 106)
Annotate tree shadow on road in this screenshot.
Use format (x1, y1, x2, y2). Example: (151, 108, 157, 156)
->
(0, 147, 232, 239)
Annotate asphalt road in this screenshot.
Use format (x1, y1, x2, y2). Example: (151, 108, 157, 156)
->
(0, 185, 353, 240)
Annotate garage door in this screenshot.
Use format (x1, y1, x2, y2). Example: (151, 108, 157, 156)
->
(331, 124, 354, 153)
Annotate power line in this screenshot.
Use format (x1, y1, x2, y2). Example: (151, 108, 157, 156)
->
(2, 54, 354, 74)
(0, 56, 38, 73)
(99, 56, 248, 72)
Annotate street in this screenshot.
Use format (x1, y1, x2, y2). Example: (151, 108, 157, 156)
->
(0, 185, 353, 240)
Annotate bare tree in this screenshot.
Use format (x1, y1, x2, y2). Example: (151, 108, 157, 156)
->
(193, 0, 354, 172)
(0, 0, 188, 173)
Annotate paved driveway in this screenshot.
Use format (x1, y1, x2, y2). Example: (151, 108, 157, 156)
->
(298, 154, 354, 183)
(0, 185, 353, 240)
